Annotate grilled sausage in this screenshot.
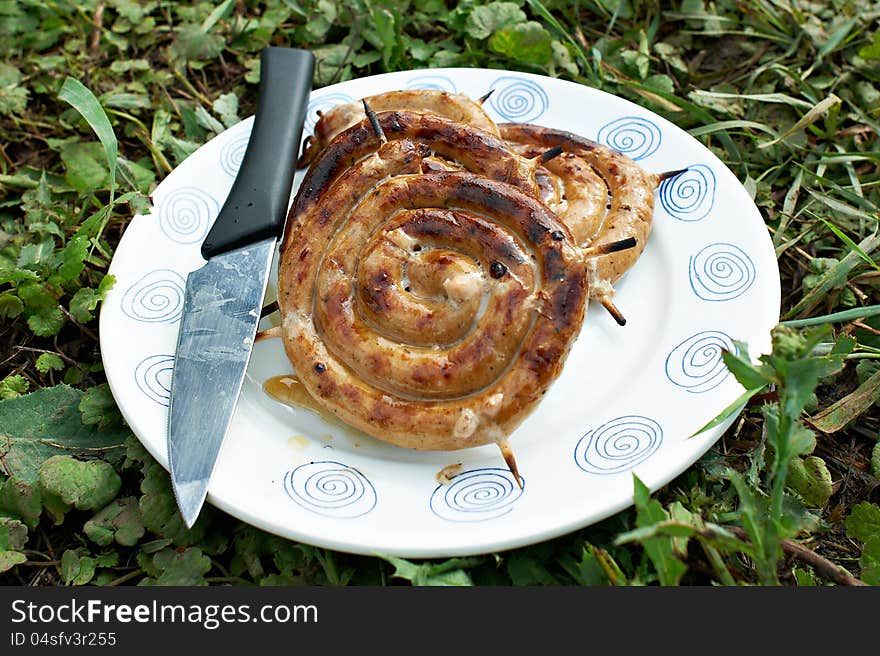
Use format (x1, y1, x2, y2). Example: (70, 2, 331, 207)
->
(500, 123, 660, 323)
(285, 109, 541, 250)
(277, 139, 588, 452)
(298, 89, 500, 168)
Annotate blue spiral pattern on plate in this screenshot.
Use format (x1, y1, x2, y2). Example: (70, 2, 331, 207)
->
(575, 416, 663, 475)
(689, 243, 756, 302)
(658, 164, 716, 222)
(283, 461, 377, 519)
(597, 116, 662, 160)
(157, 187, 218, 244)
(404, 75, 456, 93)
(121, 269, 185, 323)
(304, 93, 356, 133)
(665, 331, 736, 394)
(219, 131, 251, 176)
(487, 77, 549, 122)
(430, 468, 524, 522)
(134, 354, 174, 406)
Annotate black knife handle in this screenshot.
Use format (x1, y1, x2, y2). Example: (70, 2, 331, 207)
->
(201, 47, 314, 260)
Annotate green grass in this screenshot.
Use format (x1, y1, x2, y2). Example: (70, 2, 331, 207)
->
(1, 0, 880, 586)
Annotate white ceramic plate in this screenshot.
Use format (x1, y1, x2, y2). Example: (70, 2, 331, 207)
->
(100, 68, 780, 557)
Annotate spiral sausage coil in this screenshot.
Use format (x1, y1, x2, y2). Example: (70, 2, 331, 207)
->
(276, 88, 663, 468)
(279, 123, 588, 452)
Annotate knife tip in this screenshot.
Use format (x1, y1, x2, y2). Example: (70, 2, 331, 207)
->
(171, 478, 210, 529)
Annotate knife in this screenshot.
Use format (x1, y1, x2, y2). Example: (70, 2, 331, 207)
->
(168, 47, 314, 528)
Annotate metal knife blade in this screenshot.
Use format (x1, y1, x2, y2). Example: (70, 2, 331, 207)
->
(168, 239, 274, 527)
(167, 47, 313, 528)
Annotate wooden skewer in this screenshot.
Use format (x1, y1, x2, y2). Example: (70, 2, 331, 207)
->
(581, 237, 637, 257)
(497, 440, 523, 489)
(657, 167, 688, 181)
(362, 99, 387, 144)
(478, 89, 495, 104)
(255, 326, 282, 342)
(534, 145, 564, 165)
(599, 296, 626, 326)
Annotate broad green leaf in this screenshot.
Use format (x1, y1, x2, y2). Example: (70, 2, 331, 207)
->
(0, 375, 30, 400)
(380, 555, 479, 586)
(506, 551, 559, 585)
(139, 461, 208, 546)
(551, 40, 579, 76)
(831, 333, 857, 356)
(194, 105, 224, 134)
(100, 92, 151, 110)
(57, 234, 89, 281)
(84, 497, 145, 547)
(368, 8, 402, 68)
(858, 31, 880, 60)
(465, 2, 526, 39)
(230, 526, 267, 580)
(42, 490, 72, 525)
(781, 361, 827, 421)
(35, 353, 64, 374)
(59, 141, 110, 192)
(860, 537, 880, 585)
(763, 405, 816, 458)
(846, 502, 880, 544)
(69, 273, 115, 323)
(59, 78, 117, 192)
(213, 92, 239, 128)
(312, 43, 350, 86)
(0, 294, 24, 319)
(786, 456, 833, 507)
(79, 383, 123, 431)
(0, 63, 28, 116)
(526, 0, 595, 81)
(0, 517, 27, 551)
(632, 476, 687, 585)
(846, 502, 880, 584)
(27, 307, 65, 337)
(172, 26, 225, 62)
(139, 547, 212, 586)
(17, 238, 55, 269)
(38, 455, 121, 511)
(60, 548, 97, 585)
(0, 477, 42, 529)
(560, 544, 609, 585)
(721, 346, 772, 390)
(270, 537, 309, 577)
(728, 470, 781, 585)
(0, 385, 127, 483)
(0, 518, 27, 573)
(0, 550, 26, 573)
(489, 21, 553, 65)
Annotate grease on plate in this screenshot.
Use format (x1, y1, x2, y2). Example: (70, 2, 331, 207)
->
(436, 462, 463, 485)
